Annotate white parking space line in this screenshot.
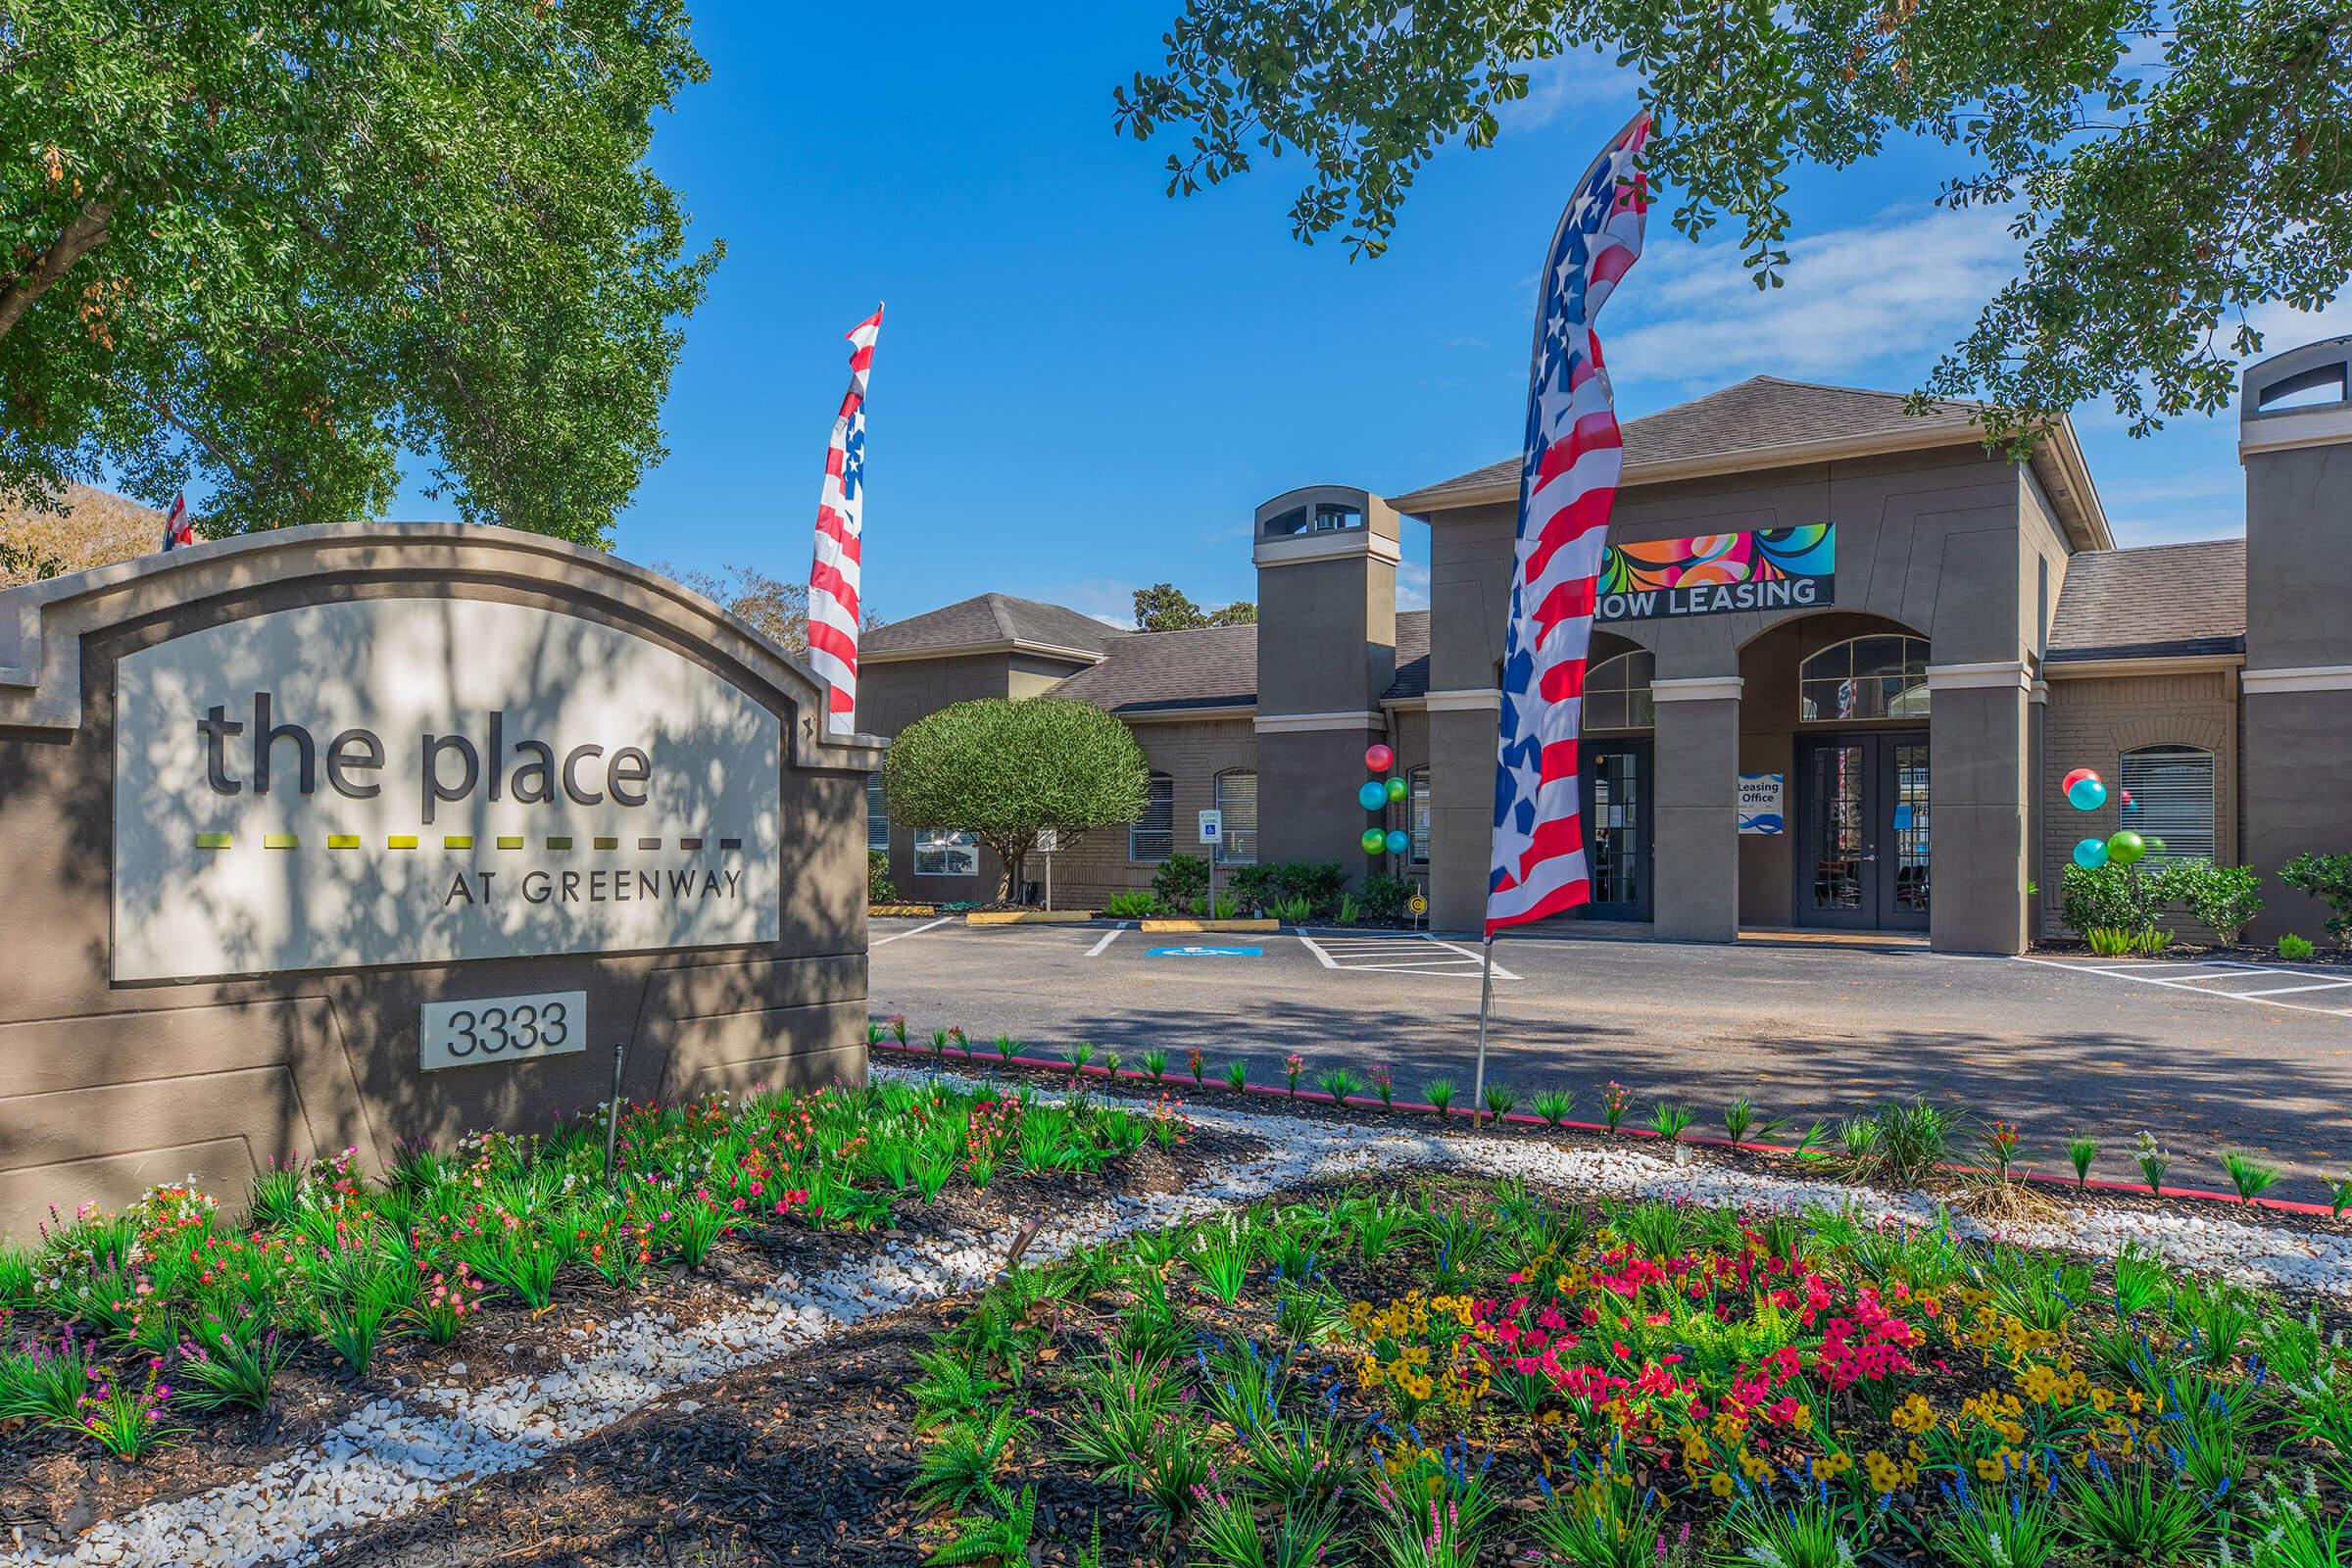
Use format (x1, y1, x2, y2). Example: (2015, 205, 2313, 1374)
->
(1085, 925, 1126, 957)
(871, 915, 955, 946)
(2016, 955, 2352, 1016)
(1293, 933, 1521, 981)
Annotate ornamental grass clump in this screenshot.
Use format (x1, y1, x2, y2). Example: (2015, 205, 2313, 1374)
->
(1648, 1102, 1692, 1144)
(1318, 1067, 1363, 1107)
(1482, 1082, 1519, 1121)
(2070, 1136, 2100, 1189)
(1425, 1078, 1457, 1118)
(2225, 1151, 2281, 1205)
(1533, 1088, 1575, 1128)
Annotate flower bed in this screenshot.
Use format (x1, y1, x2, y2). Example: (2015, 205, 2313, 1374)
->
(0, 1077, 1188, 1471)
(906, 1172, 2352, 1566)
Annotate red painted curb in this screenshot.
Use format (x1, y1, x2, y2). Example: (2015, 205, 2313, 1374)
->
(865, 1039, 2344, 1220)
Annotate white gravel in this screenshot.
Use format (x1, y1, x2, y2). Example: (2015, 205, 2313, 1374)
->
(16, 1065, 2352, 1568)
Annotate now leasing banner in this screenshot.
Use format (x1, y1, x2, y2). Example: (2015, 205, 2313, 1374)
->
(1595, 524, 1835, 623)
(112, 599, 783, 981)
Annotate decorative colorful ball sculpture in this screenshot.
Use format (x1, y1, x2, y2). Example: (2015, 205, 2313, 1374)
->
(2073, 837, 2109, 869)
(2106, 829, 2146, 866)
(1364, 744, 1395, 772)
(2066, 774, 2107, 811)
(1357, 781, 1389, 810)
(1384, 829, 1410, 856)
(1360, 827, 1389, 854)
(1385, 776, 1408, 803)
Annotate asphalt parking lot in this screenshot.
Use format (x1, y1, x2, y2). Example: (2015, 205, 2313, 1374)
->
(869, 918, 2352, 1194)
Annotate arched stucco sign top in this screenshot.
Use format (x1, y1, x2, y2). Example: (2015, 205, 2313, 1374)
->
(0, 522, 883, 984)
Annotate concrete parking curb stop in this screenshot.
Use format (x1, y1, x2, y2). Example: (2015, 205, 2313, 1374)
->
(1139, 917, 1281, 933)
(963, 909, 1095, 925)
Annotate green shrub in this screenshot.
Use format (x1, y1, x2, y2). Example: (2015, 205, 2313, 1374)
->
(2281, 932, 2318, 961)
(868, 849, 898, 905)
(1104, 891, 1155, 918)
(2059, 862, 2164, 938)
(2280, 852, 2352, 946)
(2164, 860, 2263, 945)
(1152, 855, 1209, 909)
(1232, 860, 1347, 914)
(1358, 874, 1415, 922)
(2087, 926, 2172, 956)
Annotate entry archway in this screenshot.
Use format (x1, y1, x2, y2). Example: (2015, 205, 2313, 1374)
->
(1737, 612, 1934, 931)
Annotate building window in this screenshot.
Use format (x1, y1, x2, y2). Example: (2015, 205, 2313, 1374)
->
(865, 773, 891, 852)
(1261, 505, 1309, 537)
(1585, 651, 1655, 730)
(2120, 746, 2216, 864)
(1312, 502, 1362, 532)
(912, 829, 979, 877)
(1408, 767, 1432, 864)
(1131, 773, 1174, 861)
(1799, 635, 1932, 721)
(1214, 770, 1257, 864)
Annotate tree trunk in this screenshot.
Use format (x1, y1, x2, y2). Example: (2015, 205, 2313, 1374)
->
(0, 200, 116, 342)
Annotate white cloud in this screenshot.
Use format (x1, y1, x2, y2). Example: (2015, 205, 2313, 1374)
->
(1030, 577, 1142, 628)
(1494, 48, 1637, 132)
(1610, 205, 2022, 390)
(1396, 561, 1431, 612)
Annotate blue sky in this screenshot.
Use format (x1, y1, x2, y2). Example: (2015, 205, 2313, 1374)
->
(406, 0, 2349, 625)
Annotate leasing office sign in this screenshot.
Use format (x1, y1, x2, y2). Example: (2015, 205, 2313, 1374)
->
(112, 598, 783, 981)
(1595, 524, 1835, 622)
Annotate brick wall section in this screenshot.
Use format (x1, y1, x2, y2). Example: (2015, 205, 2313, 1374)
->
(2039, 669, 2238, 941)
(1047, 717, 1259, 908)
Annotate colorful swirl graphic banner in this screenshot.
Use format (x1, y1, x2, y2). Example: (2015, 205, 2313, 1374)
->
(1595, 523, 1835, 621)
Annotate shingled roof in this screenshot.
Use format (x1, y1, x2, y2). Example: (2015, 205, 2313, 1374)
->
(860, 592, 1125, 661)
(1392, 377, 1985, 512)
(1391, 374, 2110, 552)
(2047, 539, 2246, 663)
(1048, 610, 1432, 715)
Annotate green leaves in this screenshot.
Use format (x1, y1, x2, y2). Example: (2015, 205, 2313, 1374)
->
(884, 698, 1153, 901)
(0, 0, 717, 542)
(1118, 0, 2351, 442)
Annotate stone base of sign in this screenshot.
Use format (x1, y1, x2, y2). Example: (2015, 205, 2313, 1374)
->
(1139, 917, 1282, 933)
(964, 909, 1095, 925)
(0, 524, 882, 1242)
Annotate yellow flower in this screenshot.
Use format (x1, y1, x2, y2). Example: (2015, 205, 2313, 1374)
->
(1819, 1450, 1853, 1478)
(1977, 1455, 2006, 1483)
(1863, 1449, 1902, 1494)
(1740, 1448, 1773, 1482)
(1710, 1472, 1736, 1497)
(1891, 1394, 1934, 1435)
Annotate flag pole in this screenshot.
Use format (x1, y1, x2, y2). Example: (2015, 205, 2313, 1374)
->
(1470, 934, 1494, 1128)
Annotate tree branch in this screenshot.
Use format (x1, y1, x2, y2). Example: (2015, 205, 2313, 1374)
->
(0, 199, 116, 340)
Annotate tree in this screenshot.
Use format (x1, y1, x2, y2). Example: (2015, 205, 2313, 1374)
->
(653, 562, 886, 657)
(883, 698, 1152, 902)
(1133, 581, 1257, 630)
(0, 2, 720, 543)
(1113, 0, 2351, 447)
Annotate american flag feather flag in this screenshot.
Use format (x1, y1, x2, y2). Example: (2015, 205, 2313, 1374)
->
(807, 306, 884, 736)
(1487, 110, 1653, 936)
(160, 491, 192, 552)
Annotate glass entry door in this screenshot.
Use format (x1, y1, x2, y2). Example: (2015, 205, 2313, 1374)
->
(1580, 741, 1652, 921)
(1796, 732, 1929, 931)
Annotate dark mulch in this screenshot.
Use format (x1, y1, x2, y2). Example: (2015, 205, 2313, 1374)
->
(2029, 936, 2350, 964)
(0, 1124, 1258, 1557)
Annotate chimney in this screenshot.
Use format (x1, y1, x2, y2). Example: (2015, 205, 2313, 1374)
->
(1250, 485, 1398, 872)
(2238, 336, 2352, 943)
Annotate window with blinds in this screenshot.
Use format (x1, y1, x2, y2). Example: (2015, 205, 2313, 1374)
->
(1130, 773, 1174, 861)
(1214, 770, 1257, 863)
(864, 773, 891, 851)
(1409, 767, 1432, 864)
(2119, 746, 2216, 864)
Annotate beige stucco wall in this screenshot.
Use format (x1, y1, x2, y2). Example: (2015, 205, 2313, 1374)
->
(0, 527, 877, 1242)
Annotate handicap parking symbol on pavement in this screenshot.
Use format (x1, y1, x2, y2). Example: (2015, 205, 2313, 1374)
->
(1145, 945, 1262, 957)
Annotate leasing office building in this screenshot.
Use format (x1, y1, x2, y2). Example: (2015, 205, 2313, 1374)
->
(858, 339, 2352, 953)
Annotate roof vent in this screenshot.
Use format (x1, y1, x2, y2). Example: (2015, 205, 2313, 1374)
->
(2241, 336, 2352, 459)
